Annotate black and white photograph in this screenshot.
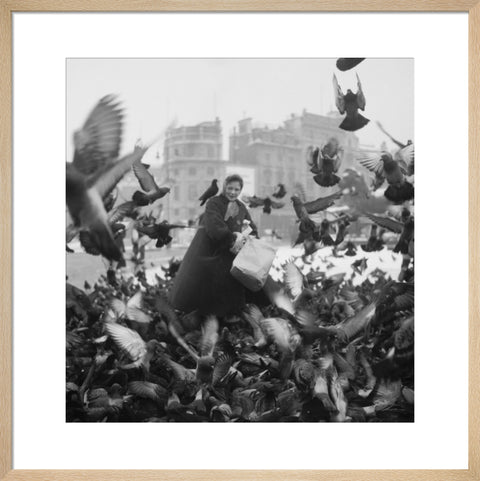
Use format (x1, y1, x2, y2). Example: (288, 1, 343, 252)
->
(66, 58, 414, 423)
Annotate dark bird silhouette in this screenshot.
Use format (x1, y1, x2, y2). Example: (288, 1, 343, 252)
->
(307, 139, 343, 187)
(199, 179, 219, 206)
(319, 219, 335, 246)
(291, 195, 317, 245)
(334, 218, 350, 245)
(361, 225, 381, 252)
(363, 211, 413, 255)
(333, 73, 369, 132)
(303, 190, 343, 215)
(272, 183, 287, 199)
(358, 152, 414, 204)
(132, 160, 170, 206)
(242, 195, 284, 214)
(393, 216, 414, 254)
(136, 219, 187, 248)
(66, 95, 147, 262)
(336, 58, 365, 71)
(344, 241, 357, 256)
(363, 212, 404, 234)
(78, 201, 136, 258)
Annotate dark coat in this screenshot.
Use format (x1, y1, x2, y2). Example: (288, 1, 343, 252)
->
(169, 194, 259, 317)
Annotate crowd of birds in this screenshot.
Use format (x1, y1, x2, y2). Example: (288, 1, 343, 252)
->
(66, 57, 414, 422)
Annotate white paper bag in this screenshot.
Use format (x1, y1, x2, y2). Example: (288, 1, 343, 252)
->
(230, 237, 276, 291)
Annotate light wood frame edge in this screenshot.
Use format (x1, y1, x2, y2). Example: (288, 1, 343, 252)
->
(0, 1, 478, 480)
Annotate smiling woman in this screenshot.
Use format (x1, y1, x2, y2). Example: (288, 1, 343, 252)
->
(169, 174, 262, 317)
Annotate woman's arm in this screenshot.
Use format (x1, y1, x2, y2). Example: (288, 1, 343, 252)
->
(203, 198, 236, 247)
(244, 207, 259, 239)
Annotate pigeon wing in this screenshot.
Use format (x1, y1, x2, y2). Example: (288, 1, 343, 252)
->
(363, 212, 403, 233)
(303, 191, 342, 214)
(126, 291, 152, 324)
(132, 160, 158, 193)
(73, 95, 123, 175)
(333, 75, 346, 114)
(199, 315, 219, 357)
(93, 147, 147, 199)
(356, 73, 366, 110)
(358, 153, 385, 176)
(104, 322, 146, 362)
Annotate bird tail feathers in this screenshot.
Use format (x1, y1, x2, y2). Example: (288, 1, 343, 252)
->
(339, 114, 370, 132)
(384, 181, 414, 204)
(314, 173, 341, 187)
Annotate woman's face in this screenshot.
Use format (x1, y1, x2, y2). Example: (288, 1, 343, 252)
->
(225, 181, 242, 201)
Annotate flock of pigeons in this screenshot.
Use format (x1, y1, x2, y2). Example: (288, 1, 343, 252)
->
(66, 58, 414, 422)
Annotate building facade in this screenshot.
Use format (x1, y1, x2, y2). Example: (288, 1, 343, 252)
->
(229, 110, 360, 238)
(158, 118, 227, 223)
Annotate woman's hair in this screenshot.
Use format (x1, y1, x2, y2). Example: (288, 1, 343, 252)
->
(224, 174, 244, 188)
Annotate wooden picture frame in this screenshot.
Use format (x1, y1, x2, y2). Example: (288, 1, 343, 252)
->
(0, 1, 477, 480)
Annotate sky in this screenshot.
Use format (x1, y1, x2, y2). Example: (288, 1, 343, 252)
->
(66, 58, 413, 165)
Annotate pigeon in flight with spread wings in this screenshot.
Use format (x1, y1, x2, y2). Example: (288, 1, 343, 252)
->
(132, 160, 171, 206)
(66, 95, 147, 262)
(333, 73, 370, 132)
(357, 151, 414, 204)
(242, 195, 284, 214)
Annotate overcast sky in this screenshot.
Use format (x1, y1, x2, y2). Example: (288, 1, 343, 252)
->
(66, 58, 413, 165)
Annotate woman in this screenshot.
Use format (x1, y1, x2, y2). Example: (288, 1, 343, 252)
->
(170, 174, 258, 317)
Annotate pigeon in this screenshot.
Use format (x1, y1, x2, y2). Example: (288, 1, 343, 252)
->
(104, 322, 160, 372)
(272, 183, 287, 199)
(78, 201, 136, 258)
(358, 152, 414, 204)
(333, 73, 370, 132)
(393, 216, 414, 254)
(136, 220, 187, 248)
(336, 58, 365, 71)
(199, 179, 219, 206)
(344, 241, 357, 256)
(242, 195, 284, 214)
(132, 159, 171, 206)
(66, 95, 147, 262)
(307, 139, 343, 187)
(334, 217, 350, 245)
(318, 219, 335, 246)
(376, 121, 415, 175)
(361, 225, 380, 252)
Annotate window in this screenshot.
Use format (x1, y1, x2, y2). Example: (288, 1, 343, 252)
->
(189, 167, 197, 176)
(173, 208, 180, 217)
(265, 152, 271, 162)
(189, 208, 196, 218)
(173, 185, 180, 201)
(173, 169, 179, 177)
(188, 184, 197, 201)
(207, 166, 214, 176)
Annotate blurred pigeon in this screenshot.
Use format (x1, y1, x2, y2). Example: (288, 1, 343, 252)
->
(67, 95, 147, 261)
(272, 183, 287, 199)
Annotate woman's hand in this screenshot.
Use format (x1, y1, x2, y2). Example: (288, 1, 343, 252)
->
(230, 232, 247, 254)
